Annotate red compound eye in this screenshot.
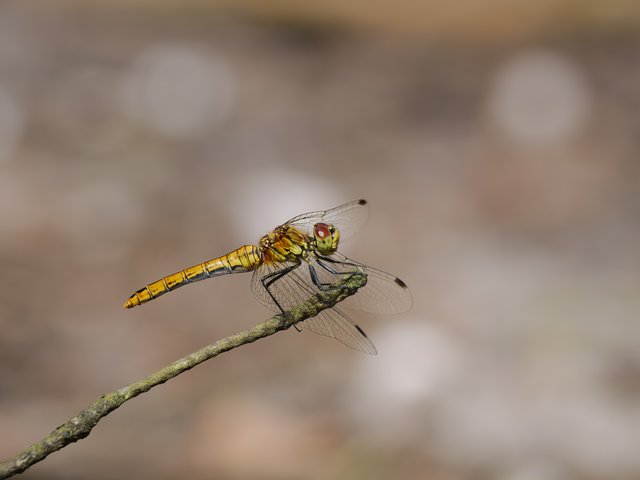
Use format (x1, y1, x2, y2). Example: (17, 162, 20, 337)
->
(314, 223, 330, 239)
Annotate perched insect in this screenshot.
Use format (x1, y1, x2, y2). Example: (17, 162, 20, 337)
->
(124, 200, 411, 353)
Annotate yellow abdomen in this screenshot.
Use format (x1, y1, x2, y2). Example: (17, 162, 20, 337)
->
(123, 245, 261, 308)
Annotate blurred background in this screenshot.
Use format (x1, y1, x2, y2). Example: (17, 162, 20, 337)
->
(1, 1, 639, 479)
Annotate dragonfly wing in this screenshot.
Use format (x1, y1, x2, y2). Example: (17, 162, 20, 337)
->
(301, 306, 377, 354)
(250, 260, 302, 313)
(317, 252, 413, 315)
(285, 199, 369, 241)
(251, 258, 327, 313)
(250, 257, 375, 353)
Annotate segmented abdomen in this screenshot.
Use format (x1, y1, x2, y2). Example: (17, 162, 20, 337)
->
(123, 244, 261, 308)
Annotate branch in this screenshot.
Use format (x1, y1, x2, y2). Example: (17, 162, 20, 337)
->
(0, 272, 367, 479)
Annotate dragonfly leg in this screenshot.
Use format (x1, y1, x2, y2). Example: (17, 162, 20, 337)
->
(308, 264, 339, 291)
(316, 256, 364, 280)
(317, 255, 361, 271)
(261, 263, 301, 327)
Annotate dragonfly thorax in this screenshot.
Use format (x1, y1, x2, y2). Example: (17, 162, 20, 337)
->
(259, 225, 311, 263)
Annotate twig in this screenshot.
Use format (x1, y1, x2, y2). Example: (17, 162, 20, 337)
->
(0, 272, 367, 479)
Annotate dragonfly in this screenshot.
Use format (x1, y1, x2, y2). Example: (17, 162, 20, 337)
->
(123, 199, 412, 354)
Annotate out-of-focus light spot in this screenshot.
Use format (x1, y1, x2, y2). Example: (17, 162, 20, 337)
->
(0, 84, 24, 163)
(58, 181, 142, 264)
(226, 167, 344, 241)
(121, 44, 234, 139)
(488, 50, 591, 148)
(346, 321, 462, 441)
(42, 67, 132, 154)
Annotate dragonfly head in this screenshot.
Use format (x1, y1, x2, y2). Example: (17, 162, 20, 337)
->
(313, 222, 339, 255)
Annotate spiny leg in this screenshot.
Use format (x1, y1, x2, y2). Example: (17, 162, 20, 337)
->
(261, 262, 300, 327)
(316, 256, 364, 282)
(317, 255, 361, 271)
(309, 264, 339, 291)
(311, 253, 365, 289)
(313, 257, 364, 295)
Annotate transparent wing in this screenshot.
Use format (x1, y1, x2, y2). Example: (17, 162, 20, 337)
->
(250, 260, 300, 312)
(316, 252, 413, 315)
(250, 258, 376, 354)
(302, 307, 377, 354)
(285, 199, 369, 241)
(284, 200, 411, 314)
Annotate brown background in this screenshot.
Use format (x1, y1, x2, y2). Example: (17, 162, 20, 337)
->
(1, 1, 639, 479)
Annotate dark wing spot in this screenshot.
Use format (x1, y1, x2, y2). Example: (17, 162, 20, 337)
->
(358, 199, 367, 205)
(355, 324, 369, 337)
(394, 277, 408, 289)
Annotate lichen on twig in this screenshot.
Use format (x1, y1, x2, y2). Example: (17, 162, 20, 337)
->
(0, 272, 367, 479)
